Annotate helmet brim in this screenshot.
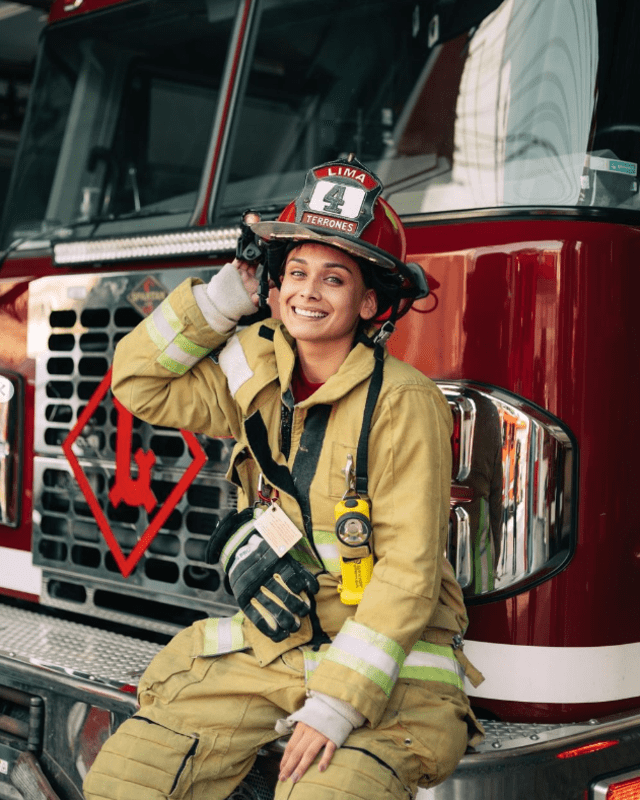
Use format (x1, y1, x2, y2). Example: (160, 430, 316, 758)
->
(250, 220, 401, 273)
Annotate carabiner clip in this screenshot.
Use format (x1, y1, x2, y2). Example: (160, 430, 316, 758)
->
(257, 473, 279, 505)
(342, 454, 356, 500)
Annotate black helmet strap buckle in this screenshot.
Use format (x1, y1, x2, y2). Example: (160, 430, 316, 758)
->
(373, 320, 395, 347)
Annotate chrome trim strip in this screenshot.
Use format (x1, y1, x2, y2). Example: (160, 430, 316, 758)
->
(449, 506, 472, 589)
(0, 371, 23, 528)
(438, 381, 576, 601)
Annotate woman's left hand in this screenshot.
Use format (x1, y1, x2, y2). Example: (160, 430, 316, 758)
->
(279, 722, 337, 784)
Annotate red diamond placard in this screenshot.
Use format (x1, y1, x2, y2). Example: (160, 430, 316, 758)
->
(62, 369, 207, 578)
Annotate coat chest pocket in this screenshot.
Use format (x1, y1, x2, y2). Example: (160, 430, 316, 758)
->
(329, 441, 359, 499)
(226, 443, 258, 506)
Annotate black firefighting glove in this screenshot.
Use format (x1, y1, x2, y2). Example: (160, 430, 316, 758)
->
(205, 507, 320, 642)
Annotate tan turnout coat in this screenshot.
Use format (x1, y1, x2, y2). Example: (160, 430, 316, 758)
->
(111, 277, 480, 728)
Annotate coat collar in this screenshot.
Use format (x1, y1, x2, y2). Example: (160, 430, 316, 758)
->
(230, 319, 383, 413)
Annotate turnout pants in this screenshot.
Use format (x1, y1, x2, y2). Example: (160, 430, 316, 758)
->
(83, 620, 476, 800)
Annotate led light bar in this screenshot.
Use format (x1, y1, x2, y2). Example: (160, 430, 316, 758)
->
(53, 227, 241, 265)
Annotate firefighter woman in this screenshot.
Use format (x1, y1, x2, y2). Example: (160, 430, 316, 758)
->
(83, 157, 483, 800)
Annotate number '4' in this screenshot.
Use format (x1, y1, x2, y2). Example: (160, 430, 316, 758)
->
(323, 184, 346, 214)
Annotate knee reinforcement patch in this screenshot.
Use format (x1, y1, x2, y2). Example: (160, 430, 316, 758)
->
(83, 716, 199, 800)
(275, 746, 410, 800)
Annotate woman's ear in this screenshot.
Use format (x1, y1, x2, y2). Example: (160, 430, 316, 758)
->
(359, 289, 378, 321)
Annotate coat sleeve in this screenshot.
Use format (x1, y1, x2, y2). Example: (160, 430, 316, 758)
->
(111, 268, 255, 439)
(307, 381, 455, 726)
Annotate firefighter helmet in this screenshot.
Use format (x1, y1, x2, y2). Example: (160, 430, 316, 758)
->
(250, 156, 428, 320)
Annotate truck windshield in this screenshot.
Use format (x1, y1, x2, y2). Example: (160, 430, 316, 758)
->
(0, 0, 236, 247)
(218, 0, 639, 222)
(1, 0, 638, 249)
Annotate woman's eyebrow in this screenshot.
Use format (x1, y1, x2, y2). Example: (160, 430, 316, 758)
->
(287, 257, 353, 273)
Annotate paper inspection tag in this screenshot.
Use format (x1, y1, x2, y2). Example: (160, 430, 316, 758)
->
(253, 503, 302, 556)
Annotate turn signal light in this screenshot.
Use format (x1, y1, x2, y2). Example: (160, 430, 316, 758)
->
(557, 741, 618, 759)
(592, 770, 640, 799)
(605, 776, 640, 799)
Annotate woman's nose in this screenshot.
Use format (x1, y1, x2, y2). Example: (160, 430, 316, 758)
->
(300, 278, 321, 299)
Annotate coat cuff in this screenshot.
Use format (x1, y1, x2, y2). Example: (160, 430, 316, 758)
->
(192, 262, 257, 333)
(280, 692, 365, 748)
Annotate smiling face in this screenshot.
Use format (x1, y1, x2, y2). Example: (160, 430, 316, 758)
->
(278, 242, 377, 353)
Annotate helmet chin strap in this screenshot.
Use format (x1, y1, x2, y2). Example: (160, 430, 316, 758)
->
(357, 295, 400, 349)
(354, 337, 386, 497)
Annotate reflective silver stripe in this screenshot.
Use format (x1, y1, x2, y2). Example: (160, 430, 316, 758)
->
(146, 298, 211, 374)
(315, 546, 340, 572)
(400, 641, 465, 689)
(157, 352, 189, 375)
(313, 530, 341, 571)
(159, 339, 211, 374)
(218, 334, 254, 396)
(305, 639, 466, 691)
(323, 619, 405, 696)
(146, 297, 182, 349)
(201, 612, 245, 656)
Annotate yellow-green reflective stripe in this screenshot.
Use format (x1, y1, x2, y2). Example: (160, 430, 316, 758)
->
(147, 299, 212, 374)
(174, 333, 210, 359)
(324, 620, 405, 696)
(409, 641, 456, 660)
(303, 649, 325, 682)
(163, 336, 211, 371)
(399, 665, 464, 690)
(290, 545, 323, 570)
(401, 642, 465, 688)
(309, 638, 465, 692)
(314, 530, 338, 545)
(157, 353, 190, 375)
(146, 298, 183, 348)
(145, 312, 169, 351)
(323, 649, 396, 696)
(220, 517, 258, 571)
(343, 619, 405, 665)
(202, 612, 244, 655)
(160, 296, 182, 333)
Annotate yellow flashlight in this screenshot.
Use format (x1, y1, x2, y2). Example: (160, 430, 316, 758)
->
(334, 496, 374, 605)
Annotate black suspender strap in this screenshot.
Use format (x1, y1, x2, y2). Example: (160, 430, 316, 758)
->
(354, 343, 385, 497)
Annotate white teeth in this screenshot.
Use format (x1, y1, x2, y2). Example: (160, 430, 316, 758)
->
(294, 307, 327, 318)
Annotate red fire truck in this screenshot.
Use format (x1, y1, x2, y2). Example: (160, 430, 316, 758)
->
(1, 0, 639, 798)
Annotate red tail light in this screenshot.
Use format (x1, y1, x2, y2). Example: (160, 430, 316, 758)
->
(592, 770, 640, 799)
(604, 776, 640, 799)
(557, 740, 618, 759)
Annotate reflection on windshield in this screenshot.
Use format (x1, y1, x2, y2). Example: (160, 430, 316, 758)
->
(1, 0, 235, 246)
(219, 0, 638, 221)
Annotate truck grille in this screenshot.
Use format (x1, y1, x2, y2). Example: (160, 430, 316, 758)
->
(30, 268, 239, 635)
